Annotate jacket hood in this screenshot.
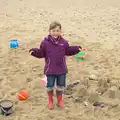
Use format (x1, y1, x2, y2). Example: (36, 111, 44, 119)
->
(44, 35, 63, 45)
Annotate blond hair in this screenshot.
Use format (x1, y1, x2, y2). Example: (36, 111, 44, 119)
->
(49, 21, 62, 31)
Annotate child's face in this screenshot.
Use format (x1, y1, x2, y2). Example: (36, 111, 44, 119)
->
(49, 26, 61, 38)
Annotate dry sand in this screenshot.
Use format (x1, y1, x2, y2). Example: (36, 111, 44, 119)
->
(0, 0, 120, 120)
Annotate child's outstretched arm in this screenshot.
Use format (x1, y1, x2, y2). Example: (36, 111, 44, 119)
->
(29, 41, 46, 58)
(65, 41, 82, 56)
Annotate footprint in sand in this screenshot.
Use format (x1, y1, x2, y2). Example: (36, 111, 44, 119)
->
(26, 77, 32, 83)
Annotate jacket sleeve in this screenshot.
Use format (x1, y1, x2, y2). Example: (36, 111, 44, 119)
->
(31, 41, 46, 58)
(65, 41, 82, 56)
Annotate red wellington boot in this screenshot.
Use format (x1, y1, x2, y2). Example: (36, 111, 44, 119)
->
(47, 90, 53, 109)
(57, 94, 65, 108)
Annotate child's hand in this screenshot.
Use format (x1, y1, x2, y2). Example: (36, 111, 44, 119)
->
(79, 47, 87, 58)
(79, 47, 86, 51)
(79, 47, 82, 51)
(83, 48, 87, 58)
(82, 48, 87, 51)
(78, 56, 85, 59)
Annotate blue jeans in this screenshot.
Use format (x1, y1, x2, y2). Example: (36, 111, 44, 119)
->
(46, 74, 66, 90)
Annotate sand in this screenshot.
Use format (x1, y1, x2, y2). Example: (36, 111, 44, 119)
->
(0, 0, 120, 119)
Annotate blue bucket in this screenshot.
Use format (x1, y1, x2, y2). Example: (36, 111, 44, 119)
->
(10, 40, 18, 48)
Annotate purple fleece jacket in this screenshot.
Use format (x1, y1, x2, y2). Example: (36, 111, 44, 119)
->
(31, 35, 81, 75)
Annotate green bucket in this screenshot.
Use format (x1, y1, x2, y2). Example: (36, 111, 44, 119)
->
(74, 50, 85, 60)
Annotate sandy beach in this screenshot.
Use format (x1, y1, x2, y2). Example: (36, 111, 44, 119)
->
(0, 0, 120, 119)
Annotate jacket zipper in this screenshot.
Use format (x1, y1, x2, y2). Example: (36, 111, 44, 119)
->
(63, 57, 67, 71)
(45, 57, 50, 74)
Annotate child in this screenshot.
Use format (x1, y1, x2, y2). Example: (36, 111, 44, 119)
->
(29, 21, 84, 109)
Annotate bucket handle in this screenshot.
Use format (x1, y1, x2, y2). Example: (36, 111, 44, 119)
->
(0, 107, 8, 115)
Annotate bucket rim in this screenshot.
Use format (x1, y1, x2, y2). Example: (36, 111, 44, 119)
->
(0, 100, 13, 108)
